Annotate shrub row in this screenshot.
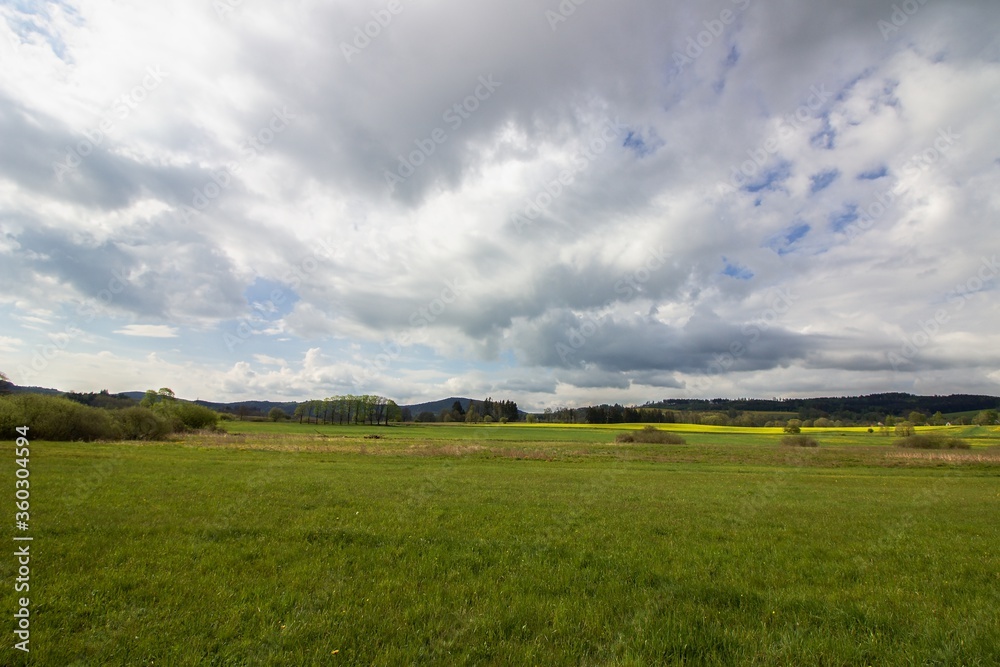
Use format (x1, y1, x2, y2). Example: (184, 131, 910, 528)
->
(895, 434, 970, 450)
(0, 394, 217, 441)
(781, 435, 819, 447)
(615, 426, 686, 445)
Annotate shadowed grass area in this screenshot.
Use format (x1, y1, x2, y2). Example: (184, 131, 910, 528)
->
(3, 428, 999, 665)
(896, 434, 971, 449)
(615, 425, 687, 444)
(781, 434, 820, 447)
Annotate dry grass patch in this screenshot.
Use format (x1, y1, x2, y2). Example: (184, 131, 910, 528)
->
(781, 435, 820, 448)
(615, 425, 686, 444)
(895, 434, 970, 450)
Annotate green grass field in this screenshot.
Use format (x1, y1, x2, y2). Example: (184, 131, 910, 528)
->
(4, 423, 999, 665)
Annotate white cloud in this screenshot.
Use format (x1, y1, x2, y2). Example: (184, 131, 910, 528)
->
(2, 0, 999, 406)
(0, 336, 22, 353)
(113, 325, 179, 338)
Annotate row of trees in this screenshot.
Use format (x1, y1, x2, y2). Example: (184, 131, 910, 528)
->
(467, 398, 519, 423)
(644, 393, 1000, 423)
(414, 398, 520, 423)
(285, 395, 401, 425)
(585, 405, 678, 424)
(568, 403, 1000, 427)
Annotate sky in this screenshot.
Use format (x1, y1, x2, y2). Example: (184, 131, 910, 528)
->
(1, 0, 999, 410)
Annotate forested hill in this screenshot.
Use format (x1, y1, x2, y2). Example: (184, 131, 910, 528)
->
(644, 393, 999, 419)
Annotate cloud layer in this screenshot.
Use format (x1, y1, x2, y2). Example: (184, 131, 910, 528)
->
(2, 0, 999, 409)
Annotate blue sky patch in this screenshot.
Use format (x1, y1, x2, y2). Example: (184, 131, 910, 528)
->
(810, 168, 840, 194)
(810, 115, 837, 149)
(743, 161, 792, 193)
(244, 278, 299, 320)
(623, 128, 664, 158)
(4, 1, 79, 61)
(725, 45, 740, 67)
(722, 257, 754, 280)
(766, 222, 811, 255)
(857, 165, 888, 180)
(829, 204, 859, 232)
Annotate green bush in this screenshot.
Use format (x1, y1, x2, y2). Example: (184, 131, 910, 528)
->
(148, 401, 218, 431)
(781, 435, 819, 448)
(896, 435, 970, 450)
(615, 425, 686, 445)
(114, 407, 171, 440)
(171, 402, 219, 430)
(0, 394, 121, 441)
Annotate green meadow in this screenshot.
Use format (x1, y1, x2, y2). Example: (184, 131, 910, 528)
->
(4, 423, 1000, 665)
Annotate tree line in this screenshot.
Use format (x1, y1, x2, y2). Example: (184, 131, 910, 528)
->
(642, 393, 1000, 423)
(467, 397, 519, 423)
(566, 402, 999, 427)
(287, 395, 400, 425)
(413, 398, 520, 423)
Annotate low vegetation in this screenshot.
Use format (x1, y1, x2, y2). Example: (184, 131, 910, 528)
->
(17, 427, 1000, 665)
(615, 425, 686, 444)
(0, 391, 218, 441)
(895, 434, 971, 449)
(781, 434, 820, 447)
(0, 393, 120, 441)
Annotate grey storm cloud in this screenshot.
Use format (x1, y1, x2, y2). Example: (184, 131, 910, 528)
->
(7, 221, 247, 324)
(512, 305, 822, 378)
(1, 0, 999, 403)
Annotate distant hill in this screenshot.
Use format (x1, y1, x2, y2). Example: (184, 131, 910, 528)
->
(5, 383, 995, 424)
(6, 384, 62, 396)
(117, 392, 296, 416)
(125, 392, 472, 418)
(193, 398, 300, 417)
(401, 397, 473, 416)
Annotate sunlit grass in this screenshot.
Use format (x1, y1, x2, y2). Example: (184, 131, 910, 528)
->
(4, 426, 998, 665)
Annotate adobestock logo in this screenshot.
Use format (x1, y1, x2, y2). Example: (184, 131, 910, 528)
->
(53, 66, 169, 182)
(384, 76, 502, 193)
(180, 106, 296, 222)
